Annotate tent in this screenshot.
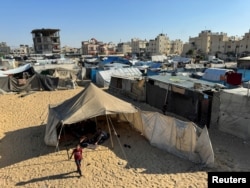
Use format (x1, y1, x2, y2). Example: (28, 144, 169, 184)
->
(45, 82, 214, 167)
(96, 67, 142, 87)
(140, 111, 214, 166)
(213, 88, 250, 139)
(202, 68, 234, 82)
(45, 82, 139, 147)
(0, 63, 59, 92)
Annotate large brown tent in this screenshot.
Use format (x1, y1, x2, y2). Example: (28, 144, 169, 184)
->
(44, 82, 139, 147)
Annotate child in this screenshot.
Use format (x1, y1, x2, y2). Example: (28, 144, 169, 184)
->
(70, 144, 83, 176)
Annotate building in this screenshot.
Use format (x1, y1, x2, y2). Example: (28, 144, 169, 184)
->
(81, 38, 117, 56)
(99, 42, 116, 55)
(170, 39, 183, 55)
(10, 45, 34, 56)
(116, 42, 132, 55)
(131, 38, 147, 56)
(31, 28, 61, 54)
(146, 34, 170, 56)
(0, 42, 11, 56)
(238, 31, 250, 55)
(182, 30, 250, 59)
(61, 46, 81, 56)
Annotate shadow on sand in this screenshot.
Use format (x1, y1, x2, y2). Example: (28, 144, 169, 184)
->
(0, 124, 55, 168)
(0, 122, 210, 176)
(15, 171, 78, 186)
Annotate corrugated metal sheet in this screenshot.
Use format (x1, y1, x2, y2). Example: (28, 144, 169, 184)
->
(148, 73, 216, 91)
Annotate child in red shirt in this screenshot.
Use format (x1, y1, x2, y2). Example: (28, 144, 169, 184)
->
(70, 144, 83, 176)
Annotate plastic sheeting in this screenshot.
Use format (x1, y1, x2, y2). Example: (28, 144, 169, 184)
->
(140, 111, 214, 167)
(202, 68, 233, 81)
(218, 88, 250, 139)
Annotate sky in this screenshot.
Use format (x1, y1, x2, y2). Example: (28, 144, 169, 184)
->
(1, 0, 250, 48)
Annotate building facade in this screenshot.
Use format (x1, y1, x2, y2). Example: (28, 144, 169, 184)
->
(0, 42, 11, 56)
(116, 42, 132, 55)
(81, 38, 117, 56)
(182, 30, 250, 59)
(31, 28, 61, 54)
(170, 39, 183, 55)
(131, 38, 147, 56)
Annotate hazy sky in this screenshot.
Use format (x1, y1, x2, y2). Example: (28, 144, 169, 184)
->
(1, 0, 250, 48)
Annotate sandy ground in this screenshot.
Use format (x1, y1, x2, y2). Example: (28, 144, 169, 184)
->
(0, 86, 250, 188)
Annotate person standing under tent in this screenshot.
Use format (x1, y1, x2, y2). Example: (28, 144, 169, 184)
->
(70, 144, 83, 176)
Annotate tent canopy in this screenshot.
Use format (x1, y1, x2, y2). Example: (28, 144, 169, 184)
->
(45, 82, 138, 146)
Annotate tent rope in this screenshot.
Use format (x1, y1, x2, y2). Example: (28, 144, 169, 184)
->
(107, 115, 130, 168)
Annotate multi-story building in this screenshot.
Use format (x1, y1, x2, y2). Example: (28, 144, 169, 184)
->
(146, 34, 170, 56)
(81, 38, 116, 56)
(99, 42, 116, 55)
(61, 45, 81, 55)
(116, 42, 132, 55)
(188, 30, 214, 55)
(145, 34, 183, 56)
(31, 28, 61, 54)
(238, 31, 250, 55)
(10, 44, 33, 56)
(131, 38, 147, 56)
(0, 42, 11, 56)
(182, 30, 250, 59)
(82, 38, 100, 55)
(170, 39, 183, 55)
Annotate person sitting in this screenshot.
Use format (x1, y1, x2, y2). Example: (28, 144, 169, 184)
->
(93, 128, 109, 145)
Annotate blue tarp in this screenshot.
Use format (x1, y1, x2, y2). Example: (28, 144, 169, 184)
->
(237, 69, 250, 81)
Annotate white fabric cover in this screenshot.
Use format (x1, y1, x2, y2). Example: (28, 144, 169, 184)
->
(218, 88, 250, 139)
(202, 68, 233, 81)
(140, 111, 214, 167)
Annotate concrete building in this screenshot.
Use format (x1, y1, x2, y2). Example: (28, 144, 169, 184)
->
(146, 34, 170, 56)
(82, 38, 100, 55)
(61, 46, 81, 55)
(170, 39, 183, 55)
(99, 42, 116, 55)
(81, 38, 116, 56)
(10, 44, 33, 56)
(31, 28, 61, 54)
(131, 38, 147, 56)
(117, 42, 132, 55)
(182, 30, 250, 59)
(238, 31, 250, 55)
(0, 42, 11, 56)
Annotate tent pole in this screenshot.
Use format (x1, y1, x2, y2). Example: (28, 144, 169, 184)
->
(55, 122, 63, 152)
(106, 114, 114, 148)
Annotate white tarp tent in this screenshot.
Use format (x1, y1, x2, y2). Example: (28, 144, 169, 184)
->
(202, 68, 233, 81)
(0, 63, 31, 76)
(45, 82, 214, 166)
(217, 88, 250, 139)
(96, 67, 142, 87)
(139, 111, 214, 167)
